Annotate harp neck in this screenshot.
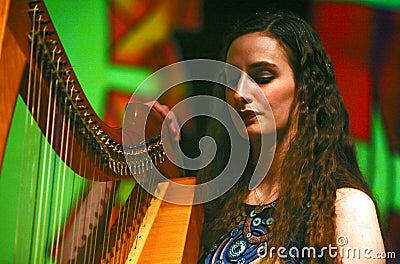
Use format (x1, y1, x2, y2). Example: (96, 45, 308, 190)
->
(2, 0, 176, 181)
(0, 0, 25, 172)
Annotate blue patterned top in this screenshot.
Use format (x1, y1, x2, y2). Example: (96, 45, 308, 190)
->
(200, 201, 306, 264)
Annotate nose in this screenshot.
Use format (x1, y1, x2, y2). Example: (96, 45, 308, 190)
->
(231, 74, 253, 104)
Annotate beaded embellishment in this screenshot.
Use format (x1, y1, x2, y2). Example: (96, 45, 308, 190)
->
(204, 201, 276, 264)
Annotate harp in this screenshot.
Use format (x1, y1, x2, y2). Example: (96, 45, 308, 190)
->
(0, 0, 202, 263)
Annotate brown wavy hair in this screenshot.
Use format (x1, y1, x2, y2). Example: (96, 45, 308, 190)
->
(197, 11, 371, 263)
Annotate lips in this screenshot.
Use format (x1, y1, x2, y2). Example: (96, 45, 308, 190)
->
(239, 109, 257, 122)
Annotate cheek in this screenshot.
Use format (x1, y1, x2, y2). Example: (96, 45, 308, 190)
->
(267, 83, 295, 126)
(225, 89, 235, 107)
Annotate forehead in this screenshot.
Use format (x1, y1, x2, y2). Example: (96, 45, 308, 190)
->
(226, 32, 290, 67)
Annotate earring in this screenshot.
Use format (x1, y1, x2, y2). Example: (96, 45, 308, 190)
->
(300, 101, 309, 114)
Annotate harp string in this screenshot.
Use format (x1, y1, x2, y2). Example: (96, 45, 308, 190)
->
(85, 157, 96, 264)
(117, 182, 130, 261)
(61, 104, 80, 263)
(37, 28, 54, 262)
(13, 2, 171, 263)
(13, 2, 34, 258)
(71, 116, 87, 264)
(91, 141, 106, 262)
(120, 163, 144, 261)
(89, 166, 107, 263)
(85, 152, 103, 264)
(80, 136, 92, 263)
(102, 179, 119, 261)
(119, 181, 136, 261)
(36, 44, 62, 263)
(104, 180, 123, 261)
(51, 98, 73, 259)
(49, 74, 73, 259)
(16, 4, 42, 262)
(16, 4, 89, 262)
(64, 138, 89, 264)
(29, 12, 44, 263)
(98, 151, 113, 262)
(19, 6, 44, 262)
(103, 179, 120, 259)
(28, 28, 45, 263)
(44, 44, 72, 262)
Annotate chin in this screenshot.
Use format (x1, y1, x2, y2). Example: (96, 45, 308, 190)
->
(235, 122, 275, 141)
(236, 126, 262, 140)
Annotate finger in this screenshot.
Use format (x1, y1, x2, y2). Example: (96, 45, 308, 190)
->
(165, 111, 181, 141)
(150, 101, 181, 141)
(151, 101, 170, 118)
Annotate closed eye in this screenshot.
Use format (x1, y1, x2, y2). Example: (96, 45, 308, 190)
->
(254, 76, 274, 84)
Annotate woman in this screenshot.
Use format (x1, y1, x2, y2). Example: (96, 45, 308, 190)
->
(197, 11, 385, 263)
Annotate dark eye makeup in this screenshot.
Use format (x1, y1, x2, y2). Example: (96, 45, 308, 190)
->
(253, 76, 274, 84)
(250, 66, 276, 85)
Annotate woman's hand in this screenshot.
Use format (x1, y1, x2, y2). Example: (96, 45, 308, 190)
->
(147, 101, 181, 142)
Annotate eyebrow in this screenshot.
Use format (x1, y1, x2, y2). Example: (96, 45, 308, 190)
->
(222, 60, 278, 76)
(248, 61, 278, 70)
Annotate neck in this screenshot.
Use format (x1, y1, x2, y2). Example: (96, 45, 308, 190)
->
(246, 129, 292, 205)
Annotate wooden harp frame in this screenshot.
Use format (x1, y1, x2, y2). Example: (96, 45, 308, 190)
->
(0, 0, 203, 263)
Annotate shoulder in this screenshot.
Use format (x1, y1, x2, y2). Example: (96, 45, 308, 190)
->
(335, 188, 380, 227)
(334, 187, 380, 237)
(335, 187, 375, 213)
(334, 188, 385, 263)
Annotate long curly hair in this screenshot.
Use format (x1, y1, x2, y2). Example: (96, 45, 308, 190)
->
(198, 11, 371, 263)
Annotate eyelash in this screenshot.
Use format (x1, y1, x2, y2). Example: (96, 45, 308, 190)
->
(254, 76, 274, 84)
(225, 75, 274, 87)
